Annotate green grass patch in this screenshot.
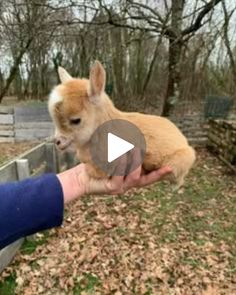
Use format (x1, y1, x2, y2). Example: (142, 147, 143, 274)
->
(0, 273, 16, 295)
(73, 273, 100, 294)
(127, 159, 236, 252)
(0, 155, 8, 166)
(19, 100, 47, 107)
(20, 231, 49, 255)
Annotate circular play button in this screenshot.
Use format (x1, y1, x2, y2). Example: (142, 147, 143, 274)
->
(89, 119, 146, 176)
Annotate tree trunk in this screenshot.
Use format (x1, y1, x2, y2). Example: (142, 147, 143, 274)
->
(136, 37, 143, 96)
(162, 0, 185, 116)
(222, 0, 236, 85)
(0, 70, 4, 94)
(162, 38, 182, 116)
(52, 52, 63, 84)
(0, 38, 32, 103)
(14, 66, 24, 100)
(108, 26, 126, 105)
(141, 37, 162, 101)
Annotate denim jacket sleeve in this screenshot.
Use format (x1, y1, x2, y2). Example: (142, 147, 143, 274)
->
(0, 174, 64, 249)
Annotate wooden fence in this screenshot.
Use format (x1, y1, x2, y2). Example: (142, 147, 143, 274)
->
(208, 119, 236, 173)
(0, 105, 209, 146)
(0, 140, 77, 273)
(0, 107, 15, 143)
(0, 106, 53, 142)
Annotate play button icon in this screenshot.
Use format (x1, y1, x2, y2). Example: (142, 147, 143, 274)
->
(108, 133, 134, 163)
(89, 119, 146, 176)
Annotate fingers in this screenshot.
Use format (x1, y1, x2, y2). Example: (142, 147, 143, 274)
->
(126, 147, 142, 174)
(122, 148, 142, 190)
(107, 165, 172, 194)
(106, 175, 125, 193)
(107, 149, 142, 194)
(138, 166, 172, 187)
(106, 153, 127, 194)
(124, 165, 142, 190)
(114, 152, 128, 176)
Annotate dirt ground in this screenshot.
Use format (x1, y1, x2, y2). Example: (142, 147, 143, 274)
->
(0, 142, 40, 166)
(0, 149, 235, 295)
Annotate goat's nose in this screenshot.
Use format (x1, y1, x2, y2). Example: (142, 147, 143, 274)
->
(55, 139, 61, 146)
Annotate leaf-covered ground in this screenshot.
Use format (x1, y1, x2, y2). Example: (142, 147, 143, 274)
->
(0, 150, 236, 295)
(0, 142, 39, 166)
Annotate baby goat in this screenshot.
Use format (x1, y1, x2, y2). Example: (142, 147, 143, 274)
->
(49, 61, 196, 188)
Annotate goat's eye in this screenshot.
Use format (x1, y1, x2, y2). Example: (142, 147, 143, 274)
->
(70, 118, 81, 125)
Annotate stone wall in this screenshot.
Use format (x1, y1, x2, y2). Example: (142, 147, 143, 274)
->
(170, 114, 208, 147)
(208, 120, 236, 172)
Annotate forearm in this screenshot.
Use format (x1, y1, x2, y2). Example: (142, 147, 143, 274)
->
(0, 174, 64, 249)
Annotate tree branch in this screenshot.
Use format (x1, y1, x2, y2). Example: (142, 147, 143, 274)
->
(182, 0, 222, 36)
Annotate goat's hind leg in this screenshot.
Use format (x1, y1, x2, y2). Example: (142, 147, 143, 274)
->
(163, 147, 196, 190)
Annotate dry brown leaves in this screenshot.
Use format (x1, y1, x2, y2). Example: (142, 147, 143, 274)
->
(0, 150, 236, 294)
(0, 141, 39, 164)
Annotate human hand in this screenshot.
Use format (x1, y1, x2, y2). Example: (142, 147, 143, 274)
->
(85, 164, 172, 195)
(57, 160, 172, 204)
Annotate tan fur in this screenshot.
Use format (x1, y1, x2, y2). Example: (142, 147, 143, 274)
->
(49, 61, 196, 187)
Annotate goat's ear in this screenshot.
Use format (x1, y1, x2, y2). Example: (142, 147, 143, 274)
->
(88, 61, 106, 98)
(58, 66, 73, 83)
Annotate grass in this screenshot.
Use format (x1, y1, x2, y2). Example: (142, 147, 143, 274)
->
(73, 273, 101, 294)
(0, 232, 49, 295)
(1, 96, 47, 107)
(142, 162, 235, 247)
(20, 231, 49, 255)
(19, 100, 47, 107)
(0, 273, 16, 295)
(0, 155, 8, 166)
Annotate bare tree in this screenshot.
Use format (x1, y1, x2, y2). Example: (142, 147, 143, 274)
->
(0, 0, 235, 118)
(0, 0, 60, 102)
(86, 0, 223, 115)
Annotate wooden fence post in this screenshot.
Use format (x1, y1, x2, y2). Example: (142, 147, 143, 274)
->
(64, 151, 76, 169)
(16, 159, 30, 180)
(0, 106, 15, 143)
(0, 240, 24, 273)
(45, 143, 58, 173)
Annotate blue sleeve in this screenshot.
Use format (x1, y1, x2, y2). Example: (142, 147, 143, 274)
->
(0, 174, 64, 249)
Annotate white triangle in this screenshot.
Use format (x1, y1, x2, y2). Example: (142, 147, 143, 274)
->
(108, 133, 134, 163)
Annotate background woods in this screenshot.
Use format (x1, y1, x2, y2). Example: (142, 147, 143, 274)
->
(0, 0, 236, 116)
